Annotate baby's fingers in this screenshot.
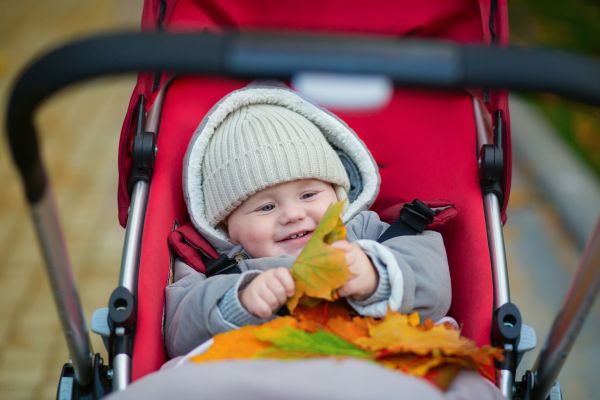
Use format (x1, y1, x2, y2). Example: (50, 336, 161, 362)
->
(331, 240, 353, 252)
(337, 277, 358, 298)
(265, 278, 290, 305)
(258, 286, 281, 311)
(252, 298, 275, 319)
(338, 276, 372, 301)
(241, 286, 276, 319)
(272, 267, 295, 297)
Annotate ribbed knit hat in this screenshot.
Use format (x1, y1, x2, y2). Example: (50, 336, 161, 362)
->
(202, 104, 350, 226)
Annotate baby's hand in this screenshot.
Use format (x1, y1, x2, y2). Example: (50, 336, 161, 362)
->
(332, 241, 378, 301)
(240, 268, 295, 319)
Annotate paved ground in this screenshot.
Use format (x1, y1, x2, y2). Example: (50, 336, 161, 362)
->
(0, 2, 138, 398)
(506, 157, 600, 399)
(508, 95, 600, 399)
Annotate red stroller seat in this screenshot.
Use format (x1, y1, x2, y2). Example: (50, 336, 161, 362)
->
(116, 0, 511, 380)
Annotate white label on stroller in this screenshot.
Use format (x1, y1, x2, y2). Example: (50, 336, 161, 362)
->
(58, 377, 74, 400)
(292, 73, 392, 110)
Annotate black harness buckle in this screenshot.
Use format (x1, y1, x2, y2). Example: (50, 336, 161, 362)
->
(205, 254, 241, 277)
(378, 199, 435, 242)
(401, 199, 435, 233)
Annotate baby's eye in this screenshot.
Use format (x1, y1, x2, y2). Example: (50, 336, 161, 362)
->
(257, 203, 275, 212)
(301, 191, 317, 200)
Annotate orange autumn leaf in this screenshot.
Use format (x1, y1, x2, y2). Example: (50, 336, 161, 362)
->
(190, 317, 297, 363)
(287, 201, 351, 313)
(190, 309, 503, 391)
(294, 301, 373, 342)
(294, 301, 355, 332)
(294, 301, 355, 325)
(325, 316, 371, 343)
(355, 311, 504, 368)
(357, 312, 463, 355)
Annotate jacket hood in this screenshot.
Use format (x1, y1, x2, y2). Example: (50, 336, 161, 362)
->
(183, 85, 380, 253)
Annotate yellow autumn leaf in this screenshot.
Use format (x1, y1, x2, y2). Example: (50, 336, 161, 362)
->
(287, 201, 351, 313)
(355, 311, 503, 368)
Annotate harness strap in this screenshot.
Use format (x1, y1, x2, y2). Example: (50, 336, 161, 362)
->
(205, 254, 242, 277)
(377, 199, 435, 243)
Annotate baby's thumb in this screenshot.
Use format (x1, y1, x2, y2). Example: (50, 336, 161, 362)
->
(331, 240, 352, 251)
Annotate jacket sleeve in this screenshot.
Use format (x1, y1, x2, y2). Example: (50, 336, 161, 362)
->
(165, 260, 272, 358)
(345, 211, 451, 321)
(164, 260, 243, 357)
(165, 256, 294, 358)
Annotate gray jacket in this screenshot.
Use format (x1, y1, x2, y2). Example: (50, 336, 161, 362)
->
(166, 86, 451, 358)
(165, 211, 450, 357)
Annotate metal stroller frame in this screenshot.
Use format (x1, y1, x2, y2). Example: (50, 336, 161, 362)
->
(6, 31, 600, 399)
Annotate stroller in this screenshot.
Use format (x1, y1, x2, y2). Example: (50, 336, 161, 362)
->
(5, 0, 600, 398)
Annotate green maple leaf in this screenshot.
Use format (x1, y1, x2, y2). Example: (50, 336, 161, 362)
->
(256, 325, 370, 359)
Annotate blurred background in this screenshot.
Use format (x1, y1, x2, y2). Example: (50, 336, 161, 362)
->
(0, 1, 598, 399)
(1, 2, 139, 398)
(510, 1, 600, 184)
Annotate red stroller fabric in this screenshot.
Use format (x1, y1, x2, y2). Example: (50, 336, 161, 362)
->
(118, 0, 510, 380)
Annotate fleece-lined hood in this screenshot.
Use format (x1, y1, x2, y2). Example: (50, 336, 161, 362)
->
(183, 85, 380, 253)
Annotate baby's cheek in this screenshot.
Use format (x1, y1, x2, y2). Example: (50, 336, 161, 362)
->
(231, 223, 263, 244)
(244, 229, 270, 245)
(245, 230, 278, 258)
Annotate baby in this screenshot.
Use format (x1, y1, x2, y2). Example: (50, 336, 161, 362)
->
(227, 178, 379, 318)
(165, 86, 451, 358)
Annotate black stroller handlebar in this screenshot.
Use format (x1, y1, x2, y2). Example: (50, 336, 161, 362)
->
(6, 31, 600, 204)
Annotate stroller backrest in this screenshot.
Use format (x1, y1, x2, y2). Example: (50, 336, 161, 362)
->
(131, 79, 494, 379)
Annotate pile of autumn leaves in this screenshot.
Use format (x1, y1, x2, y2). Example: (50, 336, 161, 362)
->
(191, 202, 503, 390)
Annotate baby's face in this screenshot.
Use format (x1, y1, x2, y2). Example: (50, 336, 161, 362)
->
(227, 179, 338, 258)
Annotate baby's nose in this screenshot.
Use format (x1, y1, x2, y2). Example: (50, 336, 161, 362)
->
(280, 205, 306, 224)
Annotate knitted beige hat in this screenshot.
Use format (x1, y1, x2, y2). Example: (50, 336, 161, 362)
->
(202, 104, 350, 226)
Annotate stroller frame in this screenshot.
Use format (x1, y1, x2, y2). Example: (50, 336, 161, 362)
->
(6, 32, 600, 400)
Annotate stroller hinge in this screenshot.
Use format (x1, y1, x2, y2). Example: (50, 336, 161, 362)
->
(57, 354, 111, 400)
(108, 287, 136, 369)
(129, 95, 157, 194)
(493, 302, 522, 390)
(479, 110, 505, 205)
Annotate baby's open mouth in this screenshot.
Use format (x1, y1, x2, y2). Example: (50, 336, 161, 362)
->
(280, 231, 312, 241)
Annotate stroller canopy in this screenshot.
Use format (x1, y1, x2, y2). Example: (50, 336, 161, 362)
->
(118, 0, 511, 227)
